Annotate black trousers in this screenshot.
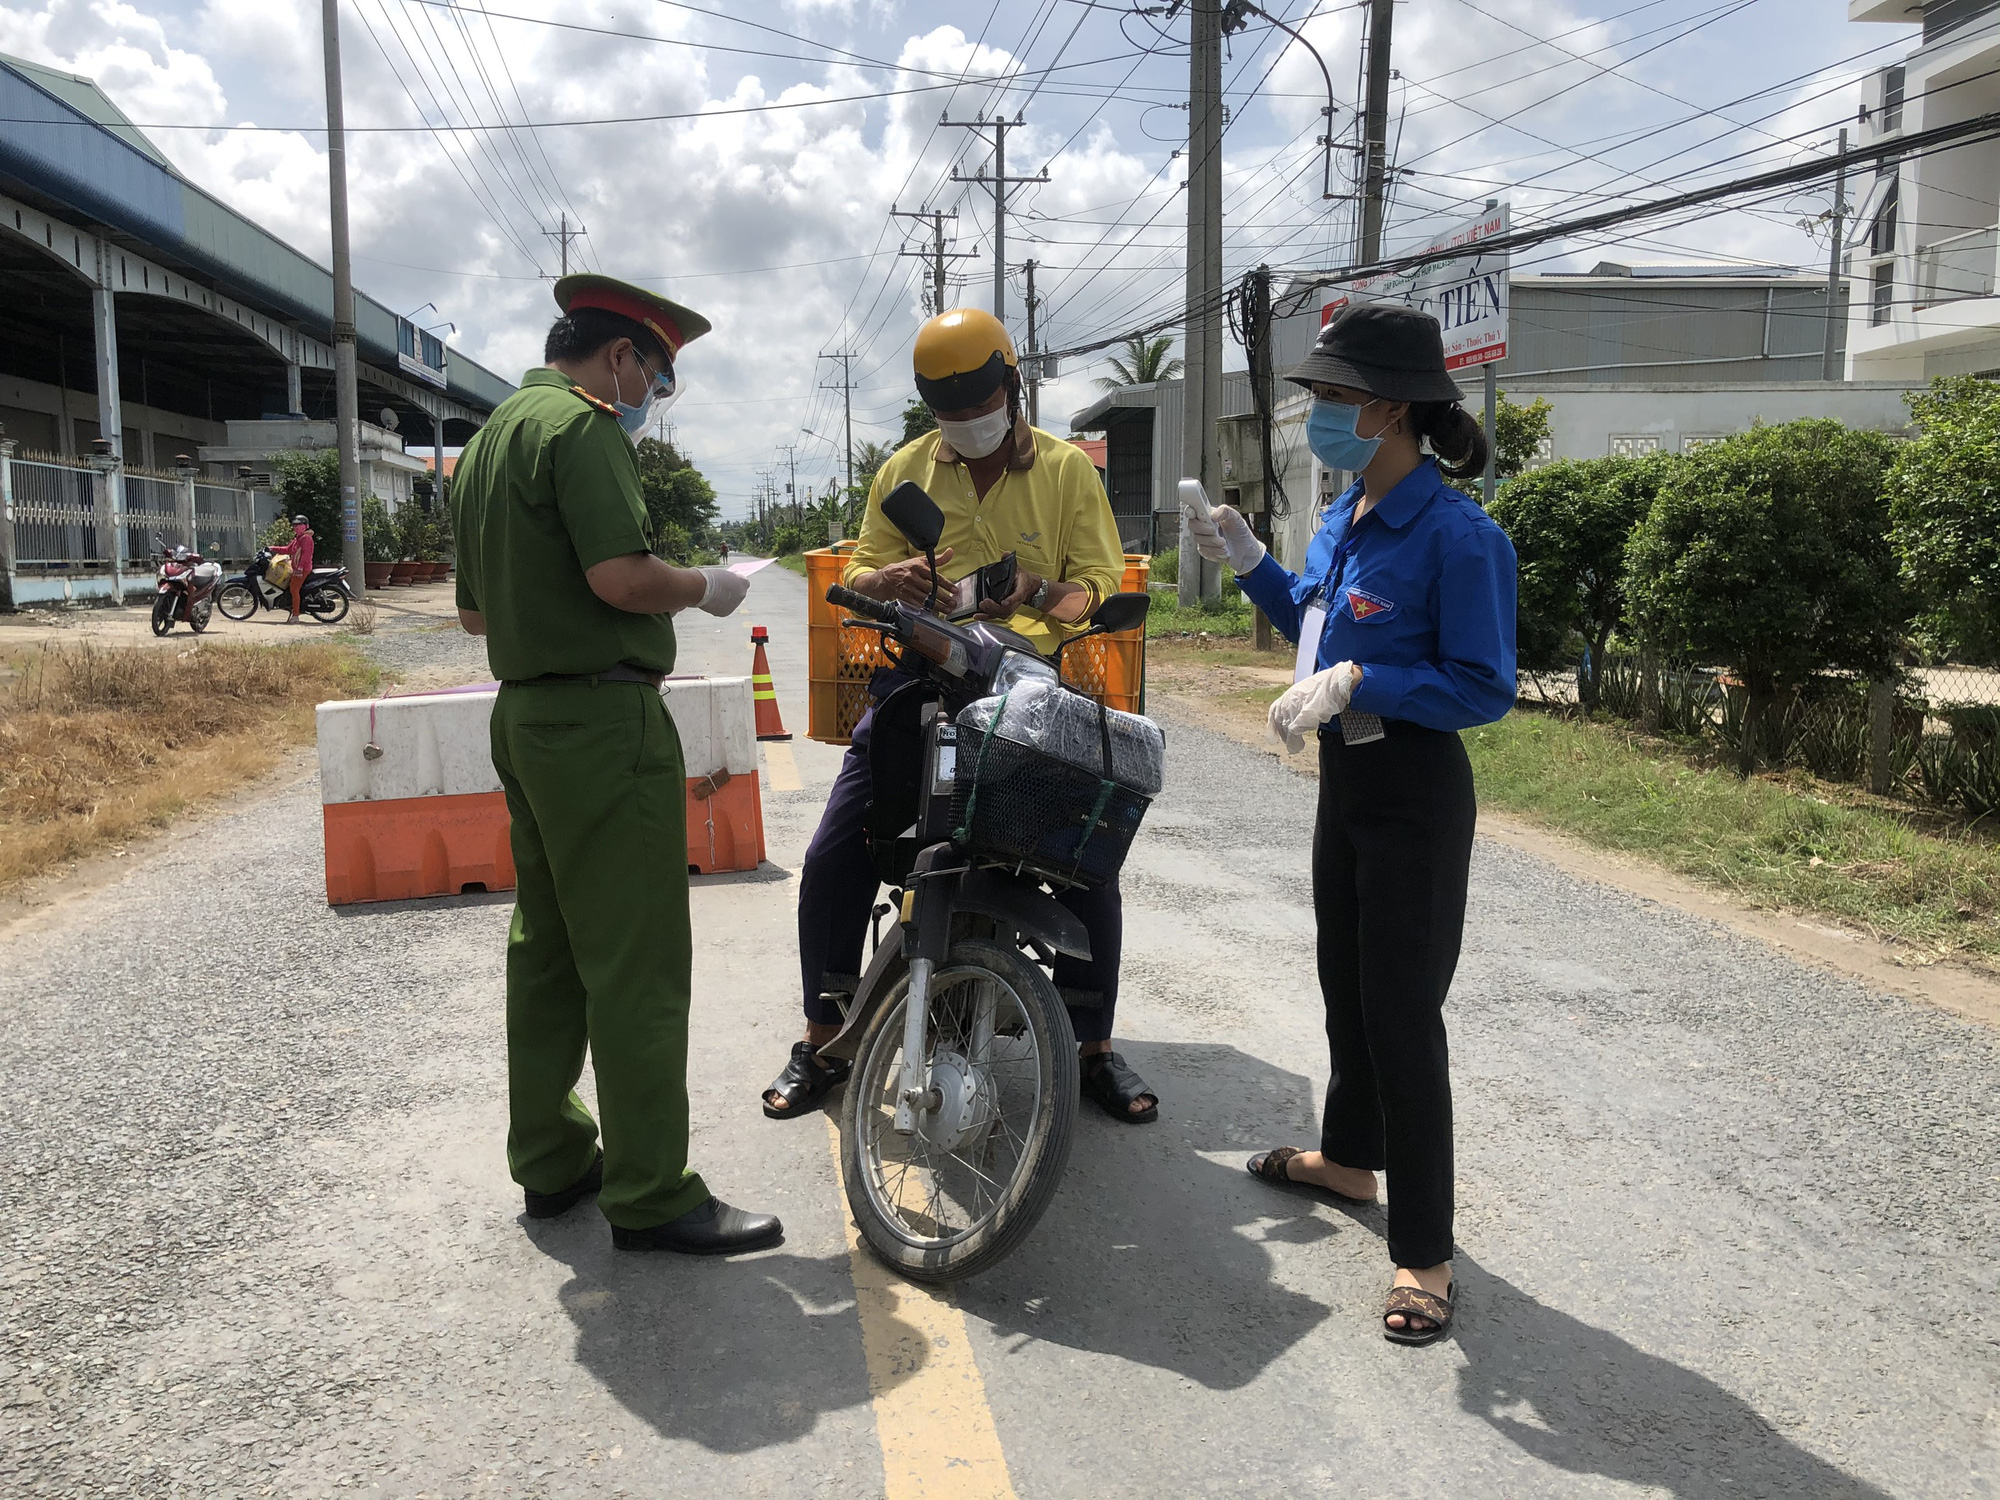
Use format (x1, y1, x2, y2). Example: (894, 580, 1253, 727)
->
(1313, 721, 1476, 1269)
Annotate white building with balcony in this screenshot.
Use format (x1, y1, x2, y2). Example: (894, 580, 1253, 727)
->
(1846, 0, 2000, 378)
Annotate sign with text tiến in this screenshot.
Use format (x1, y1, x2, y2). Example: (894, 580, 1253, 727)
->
(1321, 204, 1509, 371)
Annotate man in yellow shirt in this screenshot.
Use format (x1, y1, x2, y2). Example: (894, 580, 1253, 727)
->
(761, 309, 1159, 1127)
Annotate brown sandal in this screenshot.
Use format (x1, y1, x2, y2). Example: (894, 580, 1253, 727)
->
(1382, 1281, 1454, 1345)
(1245, 1146, 1377, 1206)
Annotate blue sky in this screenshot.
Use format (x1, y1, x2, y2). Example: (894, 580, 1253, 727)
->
(0, 0, 1918, 515)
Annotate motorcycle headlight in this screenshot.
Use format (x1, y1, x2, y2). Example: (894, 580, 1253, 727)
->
(990, 651, 1059, 697)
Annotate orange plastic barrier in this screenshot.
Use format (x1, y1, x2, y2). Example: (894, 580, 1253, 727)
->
(322, 792, 515, 904)
(686, 768, 765, 875)
(805, 545, 1150, 745)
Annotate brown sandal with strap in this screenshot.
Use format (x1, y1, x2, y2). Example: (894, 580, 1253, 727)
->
(1244, 1146, 1377, 1206)
(1382, 1280, 1454, 1345)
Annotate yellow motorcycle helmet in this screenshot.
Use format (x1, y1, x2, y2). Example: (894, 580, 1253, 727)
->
(913, 308, 1018, 412)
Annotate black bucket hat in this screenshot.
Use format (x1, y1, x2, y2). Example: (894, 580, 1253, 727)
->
(1286, 302, 1464, 403)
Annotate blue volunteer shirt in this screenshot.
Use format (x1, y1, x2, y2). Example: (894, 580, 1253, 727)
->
(1237, 457, 1518, 732)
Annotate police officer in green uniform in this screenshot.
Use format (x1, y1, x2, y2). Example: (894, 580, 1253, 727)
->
(451, 274, 781, 1255)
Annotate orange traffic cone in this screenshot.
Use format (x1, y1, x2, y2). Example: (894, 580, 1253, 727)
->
(749, 625, 792, 741)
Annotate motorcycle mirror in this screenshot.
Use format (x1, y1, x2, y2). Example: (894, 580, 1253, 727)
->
(881, 481, 945, 554)
(1090, 591, 1151, 635)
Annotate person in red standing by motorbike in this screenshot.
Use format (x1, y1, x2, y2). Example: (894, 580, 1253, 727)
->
(280, 515, 314, 623)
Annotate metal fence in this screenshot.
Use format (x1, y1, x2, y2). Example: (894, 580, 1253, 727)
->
(194, 483, 257, 562)
(9, 456, 102, 568)
(4, 452, 266, 575)
(122, 472, 183, 563)
(1518, 656, 2000, 818)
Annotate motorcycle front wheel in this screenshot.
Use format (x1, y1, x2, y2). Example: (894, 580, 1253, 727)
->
(840, 938, 1077, 1283)
(217, 582, 257, 621)
(305, 588, 349, 625)
(150, 592, 176, 636)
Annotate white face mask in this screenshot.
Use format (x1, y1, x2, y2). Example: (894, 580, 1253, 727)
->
(937, 404, 1012, 460)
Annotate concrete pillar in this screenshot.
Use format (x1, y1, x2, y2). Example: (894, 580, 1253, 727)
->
(90, 286, 127, 599)
(92, 287, 121, 460)
(286, 362, 304, 418)
(1868, 680, 1896, 796)
(0, 437, 16, 611)
(177, 461, 198, 555)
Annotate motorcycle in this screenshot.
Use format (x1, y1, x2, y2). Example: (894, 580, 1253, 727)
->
(217, 547, 353, 625)
(819, 481, 1161, 1282)
(149, 535, 222, 637)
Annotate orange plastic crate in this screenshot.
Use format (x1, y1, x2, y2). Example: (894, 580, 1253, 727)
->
(806, 545, 1149, 745)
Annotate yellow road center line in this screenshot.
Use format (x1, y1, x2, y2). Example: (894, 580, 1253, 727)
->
(824, 1118, 1017, 1500)
(763, 740, 802, 792)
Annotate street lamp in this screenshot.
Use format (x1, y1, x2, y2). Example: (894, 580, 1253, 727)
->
(1222, 0, 1342, 202)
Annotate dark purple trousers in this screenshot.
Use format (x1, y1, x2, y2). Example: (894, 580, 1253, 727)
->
(795, 694, 1122, 1043)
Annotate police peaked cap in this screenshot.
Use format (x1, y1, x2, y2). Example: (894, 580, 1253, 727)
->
(554, 274, 711, 359)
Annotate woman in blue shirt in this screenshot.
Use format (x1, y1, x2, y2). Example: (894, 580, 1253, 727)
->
(1187, 303, 1517, 1345)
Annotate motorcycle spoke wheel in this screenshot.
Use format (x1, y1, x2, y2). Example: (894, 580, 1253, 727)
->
(843, 939, 1076, 1282)
(305, 590, 349, 624)
(217, 583, 257, 621)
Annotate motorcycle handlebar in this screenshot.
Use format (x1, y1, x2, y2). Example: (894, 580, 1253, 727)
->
(825, 583, 897, 624)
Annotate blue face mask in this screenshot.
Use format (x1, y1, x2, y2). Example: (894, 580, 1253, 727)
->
(612, 351, 677, 443)
(1307, 397, 1384, 472)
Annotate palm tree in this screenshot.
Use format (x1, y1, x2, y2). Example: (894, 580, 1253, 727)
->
(853, 439, 895, 492)
(1094, 334, 1184, 391)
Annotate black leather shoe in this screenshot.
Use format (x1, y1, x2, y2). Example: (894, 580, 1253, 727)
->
(523, 1150, 603, 1220)
(610, 1197, 783, 1255)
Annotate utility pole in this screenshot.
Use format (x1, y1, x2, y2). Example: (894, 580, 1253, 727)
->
(946, 115, 1048, 324)
(1022, 258, 1042, 428)
(320, 0, 365, 597)
(1247, 263, 1275, 651)
(778, 443, 800, 518)
(894, 207, 973, 314)
(821, 352, 855, 499)
(1822, 127, 1849, 381)
(1180, 0, 1224, 606)
(1359, 0, 1396, 262)
(544, 211, 586, 277)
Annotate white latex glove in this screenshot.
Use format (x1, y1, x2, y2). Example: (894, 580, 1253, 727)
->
(1267, 661, 1359, 753)
(1178, 479, 1228, 564)
(693, 565, 750, 617)
(1178, 479, 1269, 574)
(1212, 503, 1267, 575)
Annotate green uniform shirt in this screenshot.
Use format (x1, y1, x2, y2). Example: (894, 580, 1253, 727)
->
(452, 368, 676, 680)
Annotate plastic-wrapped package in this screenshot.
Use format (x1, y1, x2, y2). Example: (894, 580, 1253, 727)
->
(956, 678, 1165, 795)
(950, 678, 1167, 887)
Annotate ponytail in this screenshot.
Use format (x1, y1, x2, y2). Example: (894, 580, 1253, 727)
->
(1408, 400, 1488, 483)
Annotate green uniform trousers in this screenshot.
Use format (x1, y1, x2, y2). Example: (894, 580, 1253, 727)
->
(490, 679, 709, 1230)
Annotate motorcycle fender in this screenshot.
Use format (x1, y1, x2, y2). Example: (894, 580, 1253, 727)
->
(957, 867, 1091, 961)
(819, 925, 906, 1065)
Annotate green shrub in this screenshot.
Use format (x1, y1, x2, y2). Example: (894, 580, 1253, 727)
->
(361, 495, 397, 563)
(1151, 546, 1178, 585)
(1624, 420, 1908, 770)
(1488, 455, 1668, 709)
(270, 450, 343, 557)
(1888, 375, 2000, 666)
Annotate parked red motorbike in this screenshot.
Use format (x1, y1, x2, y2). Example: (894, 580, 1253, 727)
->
(150, 535, 222, 636)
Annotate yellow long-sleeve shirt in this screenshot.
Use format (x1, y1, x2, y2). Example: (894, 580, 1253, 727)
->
(843, 424, 1125, 657)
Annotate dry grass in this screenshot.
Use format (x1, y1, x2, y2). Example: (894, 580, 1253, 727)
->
(0, 639, 378, 892)
(344, 603, 380, 636)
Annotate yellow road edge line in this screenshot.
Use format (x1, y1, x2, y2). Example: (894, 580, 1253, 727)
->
(763, 740, 802, 793)
(824, 1117, 1018, 1500)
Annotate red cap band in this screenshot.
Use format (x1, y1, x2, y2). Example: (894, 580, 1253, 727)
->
(564, 288, 684, 357)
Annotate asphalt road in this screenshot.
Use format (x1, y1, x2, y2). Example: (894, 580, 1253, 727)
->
(1, 561, 1995, 1497)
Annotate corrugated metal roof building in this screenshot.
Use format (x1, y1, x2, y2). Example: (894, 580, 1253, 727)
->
(0, 50, 513, 472)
